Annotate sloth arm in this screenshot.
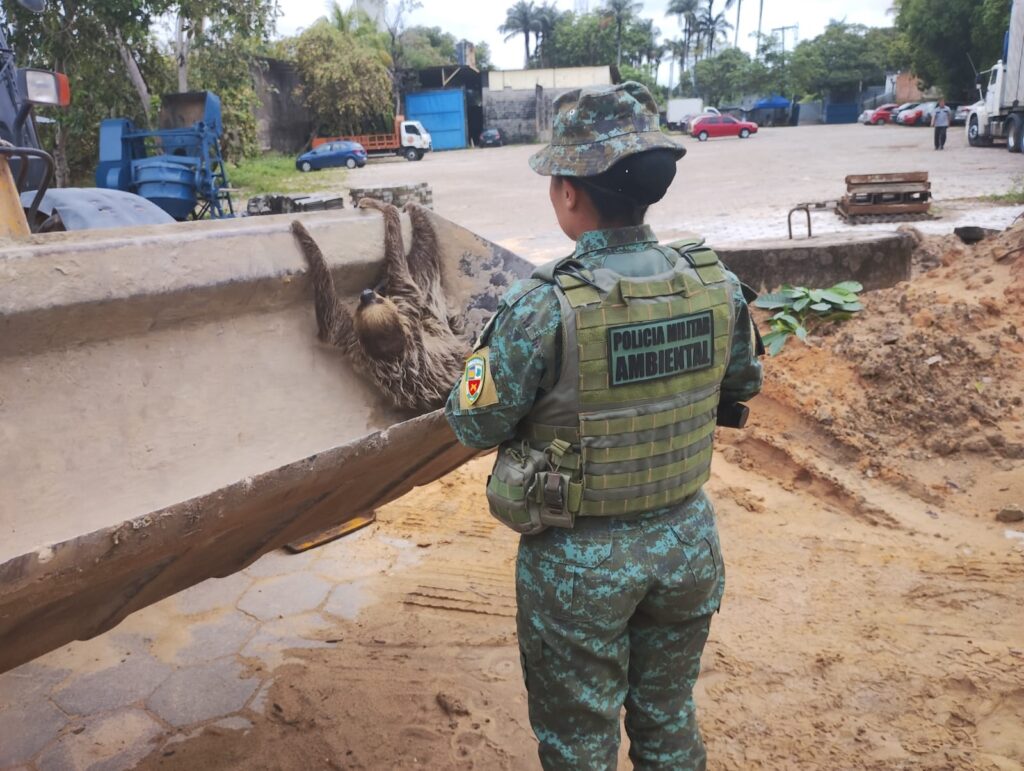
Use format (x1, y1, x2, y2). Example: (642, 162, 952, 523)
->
(358, 198, 420, 300)
(290, 221, 358, 354)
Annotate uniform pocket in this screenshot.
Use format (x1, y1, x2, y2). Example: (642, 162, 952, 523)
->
(520, 528, 615, 624)
(668, 505, 722, 602)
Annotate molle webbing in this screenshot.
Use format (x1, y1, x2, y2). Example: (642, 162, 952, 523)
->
(518, 242, 735, 520)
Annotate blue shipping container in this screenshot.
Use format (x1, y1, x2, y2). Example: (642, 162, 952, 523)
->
(405, 89, 467, 150)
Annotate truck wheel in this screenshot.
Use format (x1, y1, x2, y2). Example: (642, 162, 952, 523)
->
(1008, 116, 1022, 153)
(968, 116, 983, 147)
(301, 161, 312, 172)
(697, 131, 709, 142)
(405, 147, 419, 161)
(345, 157, 357, 169)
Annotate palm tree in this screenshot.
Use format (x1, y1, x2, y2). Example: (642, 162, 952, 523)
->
(698, 3, 733, 58)
(601, 0, 642, 67)
(500, 1, 537, 68)
(733, 0, 743, 48)
(666, 0, 700, 75)
(756, 0, 765, 59)
(534, 2, 561, 68)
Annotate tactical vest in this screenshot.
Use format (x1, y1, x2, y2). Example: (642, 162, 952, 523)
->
(486, 239, 736, 534)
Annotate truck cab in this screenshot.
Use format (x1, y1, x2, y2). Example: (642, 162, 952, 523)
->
(399, 120, 432, 158)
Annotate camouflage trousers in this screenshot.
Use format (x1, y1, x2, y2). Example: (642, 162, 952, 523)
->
(515, 490, 725, 771)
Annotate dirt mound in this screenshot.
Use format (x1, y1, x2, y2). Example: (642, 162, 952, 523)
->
(762, 221, 1024, 467)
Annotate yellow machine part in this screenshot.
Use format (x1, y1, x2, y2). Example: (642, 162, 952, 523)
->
(0, 155, 30, 237)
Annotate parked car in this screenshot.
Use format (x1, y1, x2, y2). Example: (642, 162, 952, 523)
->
(890, 102, 920, 123)
(858, 108, 873, 124)
(897, 101, 937, 126)
(690, 114, 758, 141)
(479, 128, 504, 147)
(953, 101, 978, 125)
(295, 140, 367, 172)
(679, 107, 722, 133)
(864, 103, 900, 124)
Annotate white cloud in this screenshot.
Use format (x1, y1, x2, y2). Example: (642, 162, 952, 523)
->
(274, 0, 896, 71)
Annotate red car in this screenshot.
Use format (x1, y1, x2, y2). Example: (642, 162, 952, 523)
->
(865, 103, 900, 124)
(690, 115, 758, 141)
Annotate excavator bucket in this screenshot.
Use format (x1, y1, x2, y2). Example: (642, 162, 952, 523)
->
(0, 208, 533, 673)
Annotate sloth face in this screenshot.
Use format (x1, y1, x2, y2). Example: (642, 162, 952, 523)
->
(355, 289, 407, 361)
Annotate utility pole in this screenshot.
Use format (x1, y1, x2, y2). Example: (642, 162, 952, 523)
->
(770, 23, 798, 67)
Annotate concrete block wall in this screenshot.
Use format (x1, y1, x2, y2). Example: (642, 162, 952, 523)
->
(482, 86, 575, 144)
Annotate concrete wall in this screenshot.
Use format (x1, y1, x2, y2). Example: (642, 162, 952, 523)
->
(716, 231, 915, 293)
(482, 85, 576, 143)
(250, 58, 313, 154)
(487, 66, 612, 90)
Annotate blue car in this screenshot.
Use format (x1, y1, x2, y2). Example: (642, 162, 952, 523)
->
(296, 140, 367, 172)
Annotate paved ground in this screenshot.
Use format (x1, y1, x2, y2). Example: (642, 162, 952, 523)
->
(349, 122, 1023, 263)
(2, 122, 1024, 771)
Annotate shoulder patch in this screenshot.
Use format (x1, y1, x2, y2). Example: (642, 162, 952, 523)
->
(459, 347, 499, 410)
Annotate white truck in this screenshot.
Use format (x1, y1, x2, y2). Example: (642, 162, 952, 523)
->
(666, 98, 704, 131)
(967, 0, 1024, 151)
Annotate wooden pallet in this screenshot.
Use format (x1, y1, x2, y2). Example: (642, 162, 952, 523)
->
(838, 171, 932, 222)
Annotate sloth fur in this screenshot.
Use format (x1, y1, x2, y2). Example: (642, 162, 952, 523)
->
(290, 199, 468, 412)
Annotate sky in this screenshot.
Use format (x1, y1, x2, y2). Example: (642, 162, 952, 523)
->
(273, 0, 896, 74)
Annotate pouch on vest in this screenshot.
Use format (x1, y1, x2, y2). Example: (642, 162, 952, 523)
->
(486, 441, 581, 535)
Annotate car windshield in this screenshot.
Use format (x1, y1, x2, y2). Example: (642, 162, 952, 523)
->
(897, 103, 917, 111)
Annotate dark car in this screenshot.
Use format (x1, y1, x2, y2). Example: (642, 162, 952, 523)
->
(296, 141, 367, 172)
(479, 128, 504, 147)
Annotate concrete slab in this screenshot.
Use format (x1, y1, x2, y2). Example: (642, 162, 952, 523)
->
(0, 698, 67, 766)
(239, 613, 335, 669)
(236, 573, 332, 622)
(34, 708, 163, 771)
(52, 652, 172, 715)
(0, 662, 70, 705)
(173, 610, 258, 664)
(146, 658, 259, 727)
(175, 572, 254, 616)
(243, 548, 318, 579)
(323, 580, 375, 621)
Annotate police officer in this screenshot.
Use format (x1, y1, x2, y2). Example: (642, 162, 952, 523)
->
(445, 82, 762, 770)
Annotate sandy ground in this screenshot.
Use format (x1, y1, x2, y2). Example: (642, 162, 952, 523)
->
(133, 227, 1024, 771)
(3, 125, 1024, 771)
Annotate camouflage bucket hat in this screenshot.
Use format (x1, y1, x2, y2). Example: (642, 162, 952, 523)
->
(529, 81, 685, 177)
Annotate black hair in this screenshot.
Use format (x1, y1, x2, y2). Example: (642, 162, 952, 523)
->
(562, 149, 679, 227)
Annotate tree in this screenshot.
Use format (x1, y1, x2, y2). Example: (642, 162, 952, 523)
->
(500, 1, 537, 68)
(693, 46, 750, 105)
(667, 0, 700, 88)
(381, 0, 422, 113)
(2, 0, 175, 184)
(600, 0, 641, 67)
(401, 26, 458, 68)
(293, 20, 394, 137)
(475, 41, 495, 71)
(696, 1, 733, 59)
(789, 22, 884, 101)
(894, 0, 1009, 100)
(533, 2, 562, 68)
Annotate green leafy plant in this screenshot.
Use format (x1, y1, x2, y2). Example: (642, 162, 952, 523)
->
(753, 281, 864, 355)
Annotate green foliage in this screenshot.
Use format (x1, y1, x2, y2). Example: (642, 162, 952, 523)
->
(895, 0, 1009, 100)
(693, 47, 751, 106)
(500, 0, 537, 68)
(984, 176, 1024, 204)
(754, 282, 864, 356)
(789, 22, 885, 100)
(475, 41, 495, 71)
(293, 21, 394, 137)
(227, 153, 347, 195)
(401, 25, 458, 69)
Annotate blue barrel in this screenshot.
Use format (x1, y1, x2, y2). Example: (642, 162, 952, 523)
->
(133, 157, 198, 220)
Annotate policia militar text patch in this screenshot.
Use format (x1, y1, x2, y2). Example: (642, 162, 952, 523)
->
(608, 310, 714, 386)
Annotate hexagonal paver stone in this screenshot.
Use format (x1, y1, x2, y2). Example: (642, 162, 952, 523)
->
(53, 653, 173, 715)
(0, 698, 68, 766)
(236, 573, 332, 621)
(146, 658, 259, 727)
(0, 662, 70, 705)
(35, 707, 163, 771)
(174, 610, 258, 664)
(240, 613, 335, 669)
(176, 571, 254, 616)
(323, 580, 374, 621)
(243, 548, 317, 579)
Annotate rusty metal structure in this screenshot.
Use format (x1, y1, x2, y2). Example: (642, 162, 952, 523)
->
(836, 172, 933, 224)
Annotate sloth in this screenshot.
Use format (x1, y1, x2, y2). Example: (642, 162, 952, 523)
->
(290, 199, 469, 412)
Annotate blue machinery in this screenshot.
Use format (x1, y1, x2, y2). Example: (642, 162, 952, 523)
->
(96, 91, 234, 220)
